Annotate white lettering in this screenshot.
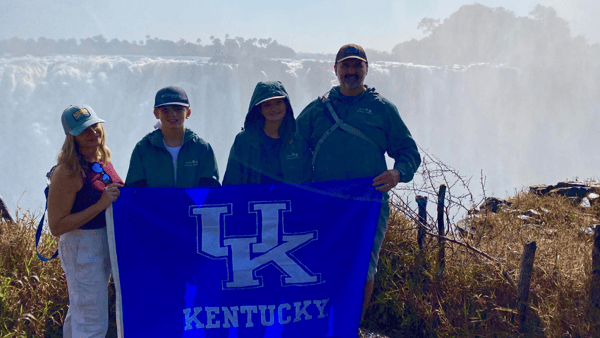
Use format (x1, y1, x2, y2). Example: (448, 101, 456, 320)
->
(251, 203, 287, 253)
(313, 298, 329, 318)
(240, 306, 258, 327)
(205, 307, 220, 328)
(224, 233, 318, 288)
(222, 306, 239, 328)
(259, 305, 276, 326)
(183, 307, 204, 330)
(182, 298, 330, 330)
(191, 201, 321, 290)
(190, 205, 230, 258)
(278, 303, 292, 325)
(293, 300, 313, 322)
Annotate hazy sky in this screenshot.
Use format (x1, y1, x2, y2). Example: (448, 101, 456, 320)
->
(1, 0, 599, 53)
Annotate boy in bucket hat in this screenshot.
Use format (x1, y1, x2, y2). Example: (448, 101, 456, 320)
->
(125, 86, 220, 187)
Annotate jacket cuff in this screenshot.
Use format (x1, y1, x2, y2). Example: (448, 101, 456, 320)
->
(392, 166, 406, 183)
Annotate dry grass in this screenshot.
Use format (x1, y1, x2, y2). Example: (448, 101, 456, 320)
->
(363, 190, 600, 337)
(0, 212, 67, 337)
(3, 189, 599, 337)
(0, 213, 117, 337)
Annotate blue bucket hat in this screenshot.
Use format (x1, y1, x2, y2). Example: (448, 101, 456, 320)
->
(61, 104, 105, 136)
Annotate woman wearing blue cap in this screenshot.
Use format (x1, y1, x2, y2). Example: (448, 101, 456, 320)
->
(47, 104, 123, 338)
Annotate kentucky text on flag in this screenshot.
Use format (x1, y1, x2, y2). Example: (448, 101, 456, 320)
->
(107, 178, 382, 337)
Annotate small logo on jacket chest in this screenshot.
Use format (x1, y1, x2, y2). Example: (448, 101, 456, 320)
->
(286, 152, 299, 160)
(356, 108, 373, 114)
(184, 160, 198, 167)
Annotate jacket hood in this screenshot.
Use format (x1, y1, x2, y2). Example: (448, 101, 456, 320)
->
(244, 81, 295, 140)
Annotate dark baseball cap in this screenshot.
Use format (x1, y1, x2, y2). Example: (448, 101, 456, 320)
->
(154, 86, 190, 108)
(335, 44, 368, 64)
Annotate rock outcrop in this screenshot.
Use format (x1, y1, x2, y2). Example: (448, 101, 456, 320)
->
(457, 181, 600, 239)
(0, 193, 14, 223)
(529, 181, 600, 204)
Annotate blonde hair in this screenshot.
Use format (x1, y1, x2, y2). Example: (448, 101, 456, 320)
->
(57, 124, 112, 178)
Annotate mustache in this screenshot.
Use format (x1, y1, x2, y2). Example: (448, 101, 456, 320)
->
(344, 75, 358, 79)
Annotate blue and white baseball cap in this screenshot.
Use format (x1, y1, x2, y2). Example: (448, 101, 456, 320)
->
(61, 104, 105, 136)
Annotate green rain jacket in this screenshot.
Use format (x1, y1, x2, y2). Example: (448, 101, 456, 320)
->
(222, 81, 312, 185)
(296, 85, 421, 183)
(125, 128, 220, 187)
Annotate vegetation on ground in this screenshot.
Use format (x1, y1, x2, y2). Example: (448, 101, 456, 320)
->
(361, 183, 600, 337)
(2, 174, 599, 336)
(0, 212, 117, 337)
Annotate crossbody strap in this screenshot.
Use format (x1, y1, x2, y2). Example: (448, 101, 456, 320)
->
(36, 166, 59, 261)
(312, 97, 381, 167)
(312, 101, 344, 167)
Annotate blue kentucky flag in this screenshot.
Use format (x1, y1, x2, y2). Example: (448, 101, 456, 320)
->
(107, 178, 383, 337)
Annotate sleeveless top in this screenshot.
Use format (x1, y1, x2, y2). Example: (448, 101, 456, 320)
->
(71, 160, 123, 230)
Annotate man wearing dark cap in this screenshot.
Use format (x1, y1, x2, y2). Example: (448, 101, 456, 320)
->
(296, 44, 421, 313)
(125, 86, 220, 187)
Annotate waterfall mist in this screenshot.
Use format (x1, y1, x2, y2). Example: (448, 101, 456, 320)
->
(1, 53, 598, 215)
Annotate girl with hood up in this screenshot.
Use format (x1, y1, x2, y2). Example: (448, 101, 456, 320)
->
(223, 81, 311, 185)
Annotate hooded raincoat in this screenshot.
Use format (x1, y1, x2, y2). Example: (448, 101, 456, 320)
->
(222, 81, 312, 185)
(296, 85, 421, 280)
(297, 85, 421, 183)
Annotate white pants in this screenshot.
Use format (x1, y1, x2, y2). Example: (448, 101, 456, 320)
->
(59, 227, 111, 338)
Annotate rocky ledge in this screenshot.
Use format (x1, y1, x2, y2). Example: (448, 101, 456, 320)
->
(457, 181, 600, 238)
